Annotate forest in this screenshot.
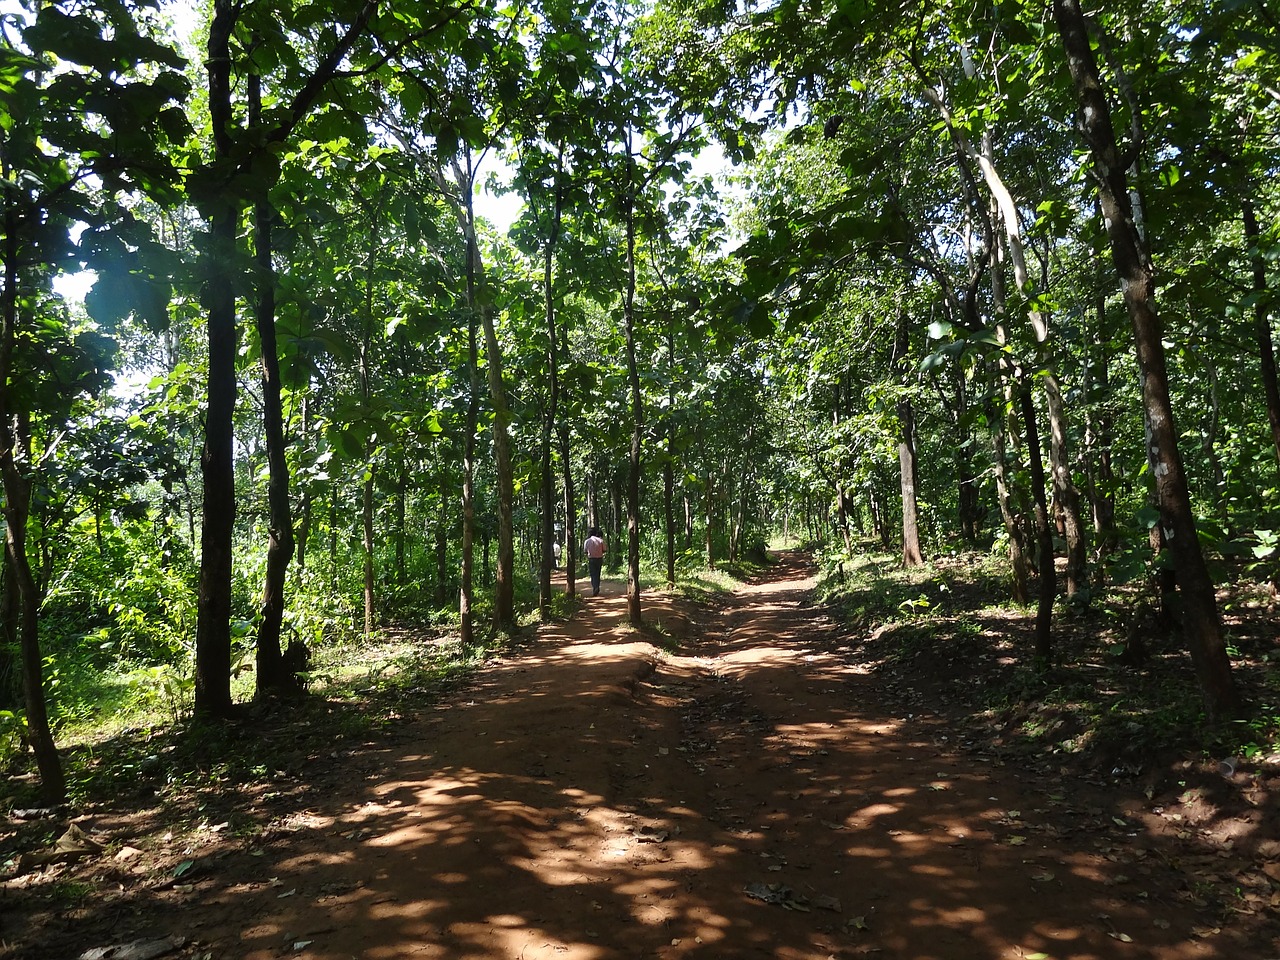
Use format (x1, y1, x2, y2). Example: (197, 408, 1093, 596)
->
(1, 0, 1279, 819)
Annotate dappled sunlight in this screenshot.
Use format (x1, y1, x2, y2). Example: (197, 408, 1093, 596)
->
(41, 551, 1263, 960)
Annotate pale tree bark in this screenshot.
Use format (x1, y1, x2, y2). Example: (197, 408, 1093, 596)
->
(921, 84, 1088, 595)
(894, 314, 924, 566)
(1055, 0, 1241, 720)
(989, 207, 1034, 603)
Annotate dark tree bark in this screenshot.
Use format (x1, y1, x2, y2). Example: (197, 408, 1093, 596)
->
(538, 151, 565, 618)
(394, 457, 407, 581)
(249, 75, 298, 699)
(663, 317, 676, 588)
(1055, 0, 1241, 720)
(1019, 381, 1056, 667)
(295, 397, 312, 580)
(459, 249, 480, 647)
(194, 0, 238, 719)
(195, 0, 378, 718)
(0, 551, 16, 708)
(435, 470, 450, 608)
(359, 192, 380, 640)
(452, 154, 515, 631)
(1243, 198, 1280, 470)
(559, 423, 577, 600)
(0, 199, 62, 798)
(621, 134, 643, 628)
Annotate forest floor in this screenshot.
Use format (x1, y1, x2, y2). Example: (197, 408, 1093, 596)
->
(4, 551, 1280, 960)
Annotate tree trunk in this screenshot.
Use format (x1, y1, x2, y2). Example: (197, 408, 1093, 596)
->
(296, 397, 312, 580)
(394, 457, 407, 581)
(459, 265, 480, 648)
(895, 314, 924, 566)
(924, 86, 1087, 593)
(622, 135, 643, 628)
(435, 470, 449, 608)
(538, 162, 564, 618)
(362, 463, 375, 637)
(460, 160, 515, 631)
(561, 432, 577, 599)
(1242, 198, 1280, 470)
(1084, 290, 1118, 562)
(1055, 0, 1240, 720)
(1019, 380, 1056, 667)
(0, 550, 16, 708)
(194, 0, 238, 720)
(249, 158, 297, 698)
(0, 207, 63, 800)
(988, 201, 1033, 602)
(664, 318, 676, 588)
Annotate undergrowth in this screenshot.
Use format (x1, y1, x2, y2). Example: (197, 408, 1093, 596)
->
(815, 545, 1280, 771)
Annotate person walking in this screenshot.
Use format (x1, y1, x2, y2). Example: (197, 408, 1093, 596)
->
(584, 526, 606, 596)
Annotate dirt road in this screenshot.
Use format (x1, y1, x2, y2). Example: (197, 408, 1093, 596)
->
(27, 553, 1277, 959)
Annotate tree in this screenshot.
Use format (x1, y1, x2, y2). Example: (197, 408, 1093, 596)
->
(1053, 0, 1241, 720)
(1, 0, 187, 800)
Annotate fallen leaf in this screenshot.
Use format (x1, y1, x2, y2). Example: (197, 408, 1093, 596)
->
(811, 894, 841, 912)
(55, 824, 103, 856)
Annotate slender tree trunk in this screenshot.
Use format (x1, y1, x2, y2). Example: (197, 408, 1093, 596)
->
(1085, 292, 1118, 560)
(664, 319, 676, 588)
(1019, 380, 1056, 666)
(1056, 0, 1240, 720)
(459, 158, 515, 630)
(359, 195, 380, 640)
(194, 0, 238, 719)
(362, 463, 375, 636)
(296, 398, 312, 581)
(249, 164, 297, 696)
(622, 134, 643, 627)
(988, 205, 1033, 602)
(924, 87, 1087, 593)
(895, 314, 924, 566)
(1243, 198, 1280, 470)
(0, 203, 63, 800)
(459, 275, 480, 647)
(435, 470, 449, 608)
(394, 457, 407, 581)
(0, 550, 16, 708)
(560, 434, 577, 599)
(538, 162, 564, 617)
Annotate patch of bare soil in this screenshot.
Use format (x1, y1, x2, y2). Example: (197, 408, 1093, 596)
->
(5, 552, 1280, 959)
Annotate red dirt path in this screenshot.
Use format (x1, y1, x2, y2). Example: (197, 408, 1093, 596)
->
(16, 552, 1279, 959)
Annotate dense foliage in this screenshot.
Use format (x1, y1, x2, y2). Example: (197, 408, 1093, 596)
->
(1, 0, 1277, 802)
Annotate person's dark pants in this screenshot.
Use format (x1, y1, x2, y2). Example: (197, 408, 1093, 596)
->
(588, 557, 602, 595)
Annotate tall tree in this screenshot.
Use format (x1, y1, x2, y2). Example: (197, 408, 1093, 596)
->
(1053, 0, 1240, 720)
